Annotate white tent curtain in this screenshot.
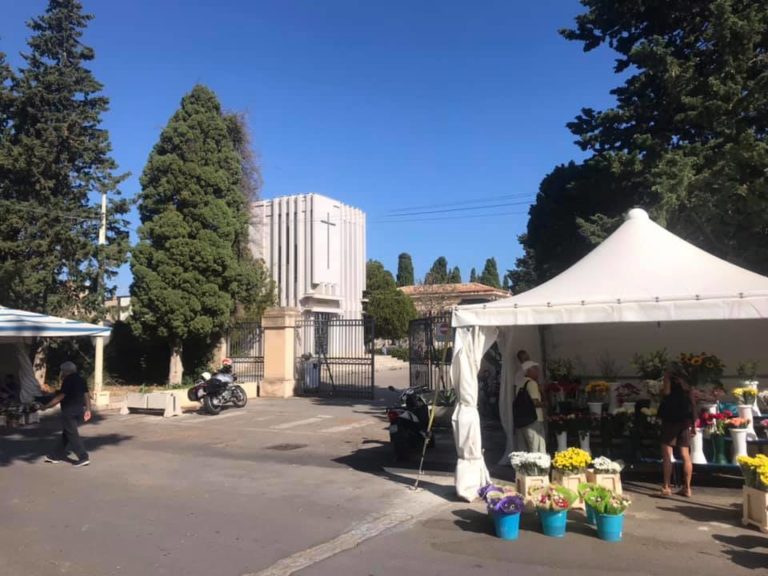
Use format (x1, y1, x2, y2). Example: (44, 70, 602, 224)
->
(451, 325, 497, 501)
(495, 329, 516, 464)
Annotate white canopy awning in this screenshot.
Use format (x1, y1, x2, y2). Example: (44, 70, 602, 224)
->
(453, 208, 768, 327)
(449, 208, 768, 501)
(0, 305, 111, 338)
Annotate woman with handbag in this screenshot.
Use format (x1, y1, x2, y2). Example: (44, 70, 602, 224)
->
(658, 368, 696, 497)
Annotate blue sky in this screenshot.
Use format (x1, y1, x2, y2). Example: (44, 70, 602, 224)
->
(1, 0, 620, 293)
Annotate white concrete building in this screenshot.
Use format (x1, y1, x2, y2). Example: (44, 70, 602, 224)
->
(249, 193, 366, 319)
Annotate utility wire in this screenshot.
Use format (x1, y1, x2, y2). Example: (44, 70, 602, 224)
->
(385, 192, 533, 214)
(379, 200, 531, 218)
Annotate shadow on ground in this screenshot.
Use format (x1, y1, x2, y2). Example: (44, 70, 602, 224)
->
(0, 413, 132, 467)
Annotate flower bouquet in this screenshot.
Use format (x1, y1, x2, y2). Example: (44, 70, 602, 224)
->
(632, 349, 669, 381)
(585, 381, 610, 403)
(676, 352, 725, 387)
(733, 387, 757, 406)
(584, 487, 631, 542)
(530, 484, 578, 537)
(478, 483, 525, 539)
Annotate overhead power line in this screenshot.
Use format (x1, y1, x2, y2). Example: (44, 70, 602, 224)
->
(385, 193, 533, 215)
(371, 210, 528, 224)
(380, 200, 532, 219)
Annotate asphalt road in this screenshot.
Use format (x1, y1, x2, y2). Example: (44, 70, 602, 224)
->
(1, 368, 765, 575)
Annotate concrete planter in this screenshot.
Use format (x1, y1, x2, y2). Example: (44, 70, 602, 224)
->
(586, 470, 623, 495)
(742, 486, 768, 533)
(125, 392, 183, 417)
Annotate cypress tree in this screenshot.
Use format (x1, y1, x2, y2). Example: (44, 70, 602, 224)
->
(449, 266, 461, 284)
(479, 258, 501, 288)
(396, 252, 414, 286)
(130, 85, 264, 385)
(0, 0, 129, 318)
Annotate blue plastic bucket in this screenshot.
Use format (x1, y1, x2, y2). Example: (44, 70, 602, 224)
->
(585, 504, 597, 526)
(596, 513, 624, 542)
(538, 509, 568, 538)
(493, 511, 521, 540)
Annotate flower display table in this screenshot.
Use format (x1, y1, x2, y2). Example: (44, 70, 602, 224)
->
(741, 486, 768, 533)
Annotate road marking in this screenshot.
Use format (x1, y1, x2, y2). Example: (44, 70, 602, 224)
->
(243, 489, 447, 576)
(169, 411, 249, 424)
(319, 420, 379, 433)
(270, 415, 333, 430)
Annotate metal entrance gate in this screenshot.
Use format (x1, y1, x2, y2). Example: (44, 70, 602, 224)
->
(295, 316, 375, 399)
(408, 315, 452, 390)
(227, 321, 264, 383)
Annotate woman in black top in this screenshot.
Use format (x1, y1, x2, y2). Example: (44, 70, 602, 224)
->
(659, 369, 696, 497)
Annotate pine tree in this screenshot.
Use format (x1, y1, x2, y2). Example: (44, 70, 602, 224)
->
(479, 258, 501, 288)
(469, 268, 478, 283)
(448, 266, 461, 284)
(396, 252, 414, 286)
(0, 0, 129, 318)
(130, 85, 262, 385)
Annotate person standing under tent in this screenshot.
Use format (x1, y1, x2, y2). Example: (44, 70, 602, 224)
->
(659, 368, 696, 497)
(41, 361, 92, 467)
(514, 360, 546, 453)
(498, 349, 532, 463)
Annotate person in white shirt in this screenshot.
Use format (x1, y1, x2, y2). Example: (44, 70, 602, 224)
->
(515, 360, 546, 453)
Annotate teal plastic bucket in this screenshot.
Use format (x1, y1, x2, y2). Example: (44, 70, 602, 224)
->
(538, 509, 568, 538)
(596, 513, 624, 542)
(585, 504, 597, 526)
(493, 512, 521, 540)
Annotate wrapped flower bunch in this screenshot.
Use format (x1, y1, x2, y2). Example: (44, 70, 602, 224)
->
(584, 487, 631, 515)
(552, 447, 592, 474)
(591, 456, 624, 474)
(478, 483, 525, 515)
(509, 452, 551, 476)
(530, 484, 578, 511)
(585, 380, 610, 402)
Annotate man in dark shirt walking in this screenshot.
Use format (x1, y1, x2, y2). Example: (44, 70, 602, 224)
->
(42, 361, 92, 467)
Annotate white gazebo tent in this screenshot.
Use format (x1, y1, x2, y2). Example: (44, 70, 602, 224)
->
(0, 306, 110, 403)
(450, 208, 768, 501)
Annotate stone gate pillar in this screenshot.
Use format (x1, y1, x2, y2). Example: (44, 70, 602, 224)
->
(261, 307, 300, 398)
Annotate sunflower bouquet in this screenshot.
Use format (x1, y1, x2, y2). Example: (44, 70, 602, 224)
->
(677, 352, 724, 387)
(552, 447, 592, 474)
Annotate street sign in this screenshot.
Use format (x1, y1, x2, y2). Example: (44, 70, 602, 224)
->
(435, 322, 450, 342)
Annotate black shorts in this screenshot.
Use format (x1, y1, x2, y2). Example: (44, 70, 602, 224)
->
(661, 420, 691, 448)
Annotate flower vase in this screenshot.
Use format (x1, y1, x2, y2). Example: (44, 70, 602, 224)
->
(711, 434, 728, 465)
(492, 511, 521, 540)
(690, 428, 707, 464)
(556, 431, 568, 452)
(587, 402, 603, 418)
(579, 432, 591, 455)
(737, 405, 758, 441)
(730, 428, 749, 464)
(607, 382, 619, 414)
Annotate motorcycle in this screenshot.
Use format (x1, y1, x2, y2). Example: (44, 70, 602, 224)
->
(386, 385, 434, 461)
(187, 359, 248, 415)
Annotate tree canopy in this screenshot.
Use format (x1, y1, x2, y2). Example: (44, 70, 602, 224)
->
(448, 266, 462, 284)
(425, 256, 449, 284)
(512, 1, 768, 288)
(478, 257, 501, 288)
(130, 85, 270, 384)
(364, 259, 414, 340)
(0, 0, 129, 318)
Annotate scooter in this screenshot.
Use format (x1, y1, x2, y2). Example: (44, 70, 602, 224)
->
(386, 385, 434, 461)
(187, 359, 247, 415)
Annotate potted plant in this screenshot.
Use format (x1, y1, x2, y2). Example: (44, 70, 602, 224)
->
(530, 484, 578, 538)
(585, 381, 609, 417)
(736, 455, 768, 533)
(585, 489, 632, 542)
(478, 483, 525, 540)
(551, 447, 592, 508)
(509, 452, 551, 496)
(587, 456, 624, 494)
(615, 382, 642, 413)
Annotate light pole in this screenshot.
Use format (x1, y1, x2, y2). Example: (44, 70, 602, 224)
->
(93, 189, 107, 403)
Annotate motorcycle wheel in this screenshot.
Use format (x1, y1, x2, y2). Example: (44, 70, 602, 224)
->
(232, 385, 248, 408)
(203, 394, 222, 415)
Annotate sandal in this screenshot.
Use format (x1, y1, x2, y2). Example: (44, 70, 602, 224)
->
(659, 487, 672, 497)
(676, 488, 692, 498)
